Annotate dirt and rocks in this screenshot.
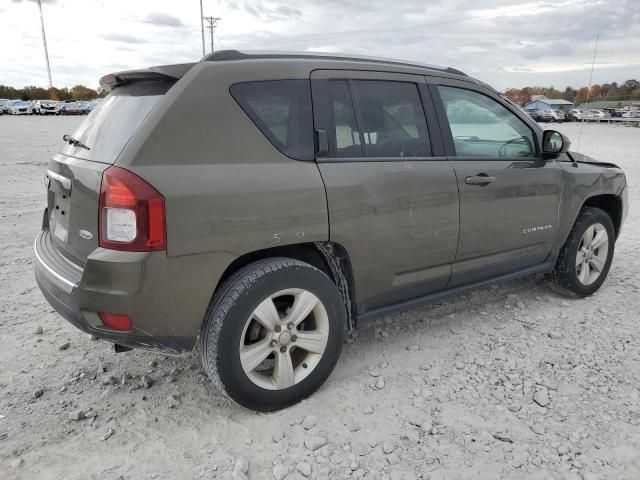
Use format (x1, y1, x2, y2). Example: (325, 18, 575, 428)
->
(0, 117, 639, 479)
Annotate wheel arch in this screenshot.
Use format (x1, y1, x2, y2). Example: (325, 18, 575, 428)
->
(213, 242, 357, 331)
(582, 193, 623, 238)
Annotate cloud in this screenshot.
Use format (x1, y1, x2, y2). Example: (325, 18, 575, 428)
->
(142, 12, 184, 28)
(3, 0, 639, 90)
(12, 0, 57, 3)
(100, 33, 146, 44)
(236, 1, 301, 21)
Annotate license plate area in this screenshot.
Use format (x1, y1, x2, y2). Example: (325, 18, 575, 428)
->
(48, 176, 72, 243)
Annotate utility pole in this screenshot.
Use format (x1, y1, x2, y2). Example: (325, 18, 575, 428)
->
(203, 17, 220, 55)
(199, 0, 205, 56)
(37, 0, 52, 88)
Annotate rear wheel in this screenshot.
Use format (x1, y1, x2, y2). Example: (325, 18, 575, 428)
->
(201, 258, 346, 411)
(549, 207, 615, 297)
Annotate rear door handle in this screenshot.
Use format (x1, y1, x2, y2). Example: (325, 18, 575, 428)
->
(465, 174, 496, 186)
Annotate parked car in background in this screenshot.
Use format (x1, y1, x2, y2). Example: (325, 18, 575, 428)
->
(61, 101, 84, 115)
(0, 99, 10, 113)
(33, 100, 62, 115)
(34, 50, 628, 411)
(549, 110, 565, 122)
(621, 110, 640, 118)
(524, 108, 553, 122)
(80, 101, 94, 114)
(6, 100, 31, 115)
(83, 99, 100, 114)
(583, 109, 609, 121)
(601, 108, 621, 118)
(571, 109, 583, 121)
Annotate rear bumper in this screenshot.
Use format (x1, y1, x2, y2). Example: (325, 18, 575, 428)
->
(34, 230, 200, 353)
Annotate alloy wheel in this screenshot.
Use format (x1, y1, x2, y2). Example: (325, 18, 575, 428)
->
(239, 288, 330, 390)
(576, 223, 609, 286)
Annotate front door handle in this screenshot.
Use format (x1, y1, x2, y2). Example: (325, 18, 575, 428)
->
(465, 174, 496, 186)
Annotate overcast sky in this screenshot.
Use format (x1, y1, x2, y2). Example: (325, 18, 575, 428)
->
(2, 0, 638, 91)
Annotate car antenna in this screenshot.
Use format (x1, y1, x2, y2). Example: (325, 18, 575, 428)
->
(575, 34, 599, 153)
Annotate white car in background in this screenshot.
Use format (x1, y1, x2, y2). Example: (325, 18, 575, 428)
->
(571, 109, 583, 120)
(6, 100, 31, 115)
(33, 100, 62, 115)
(583, 109, 609, 121)
(0, 99, 11, 114)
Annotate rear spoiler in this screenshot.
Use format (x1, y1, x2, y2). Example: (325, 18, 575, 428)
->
(99, 63, 195, 91)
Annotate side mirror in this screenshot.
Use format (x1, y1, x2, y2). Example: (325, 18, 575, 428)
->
(542, 130, 570, 158)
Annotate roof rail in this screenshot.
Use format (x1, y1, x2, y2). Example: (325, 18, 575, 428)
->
(202, 49, 467, 77)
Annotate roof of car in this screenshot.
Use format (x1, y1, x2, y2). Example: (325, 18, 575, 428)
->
(102, 50, 478, 91)
(528, 97, 574, 105)
(201, 49, 468, 77)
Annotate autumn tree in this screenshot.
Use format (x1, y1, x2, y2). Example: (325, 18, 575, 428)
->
(574, 87, 590, 105)
(70, 84, 99, 101)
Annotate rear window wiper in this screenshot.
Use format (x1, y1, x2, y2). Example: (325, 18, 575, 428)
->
(62, 134, 91, 150)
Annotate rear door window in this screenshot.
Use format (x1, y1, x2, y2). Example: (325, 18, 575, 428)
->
(62, 81, 171, 163)
(230, 80, 314, 160)
(351, 80, 431, 158)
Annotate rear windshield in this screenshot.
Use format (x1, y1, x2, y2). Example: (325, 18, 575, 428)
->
(62, 81, 172, 162)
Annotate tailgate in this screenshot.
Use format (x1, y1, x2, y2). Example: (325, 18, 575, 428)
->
(46, 154, 108, 267)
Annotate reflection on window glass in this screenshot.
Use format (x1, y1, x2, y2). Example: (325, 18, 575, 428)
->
(351, 80, 431, 158)
(329, 80, 363, 158)
(438, 86, 535, 158)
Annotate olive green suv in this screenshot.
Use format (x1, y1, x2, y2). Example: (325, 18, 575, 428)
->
(35, 50, 628, 411)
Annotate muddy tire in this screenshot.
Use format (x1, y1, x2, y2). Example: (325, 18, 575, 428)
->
(200, 258, 346, 411)
(548, 207, 615, 297)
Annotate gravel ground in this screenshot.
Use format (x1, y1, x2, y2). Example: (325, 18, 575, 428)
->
(0, 117, 638, 480)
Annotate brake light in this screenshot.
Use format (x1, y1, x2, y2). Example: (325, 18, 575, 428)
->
(98, 312, 132, 331)
(98, 166, 166, 251)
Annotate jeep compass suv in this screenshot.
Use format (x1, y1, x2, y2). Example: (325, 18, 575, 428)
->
(35, 50, 628, 411)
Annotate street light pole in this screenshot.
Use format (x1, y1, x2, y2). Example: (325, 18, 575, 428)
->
(37, 0, 52, 88)
(200, 0, 205, 57)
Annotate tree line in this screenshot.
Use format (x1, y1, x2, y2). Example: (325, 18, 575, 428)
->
(0, 84, 106, 102)
(505, 79, 640, 106)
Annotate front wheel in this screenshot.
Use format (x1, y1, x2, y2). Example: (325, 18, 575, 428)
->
(201, 258, 346, 411)
(548, 207, 615, 297)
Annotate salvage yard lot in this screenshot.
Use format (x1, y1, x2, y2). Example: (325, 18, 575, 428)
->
(0, 117, 638, 479)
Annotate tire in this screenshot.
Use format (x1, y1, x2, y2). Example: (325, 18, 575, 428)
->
(201, 258, 347, 411)
(549, 207, 615, 297)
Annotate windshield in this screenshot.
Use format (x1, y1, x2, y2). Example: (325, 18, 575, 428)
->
(62, 81, 172, 163)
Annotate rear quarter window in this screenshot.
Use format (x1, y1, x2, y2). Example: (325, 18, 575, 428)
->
(230, 80, 314, 161)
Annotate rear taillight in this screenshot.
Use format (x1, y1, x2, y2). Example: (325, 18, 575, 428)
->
(98, 166, 166, 251)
